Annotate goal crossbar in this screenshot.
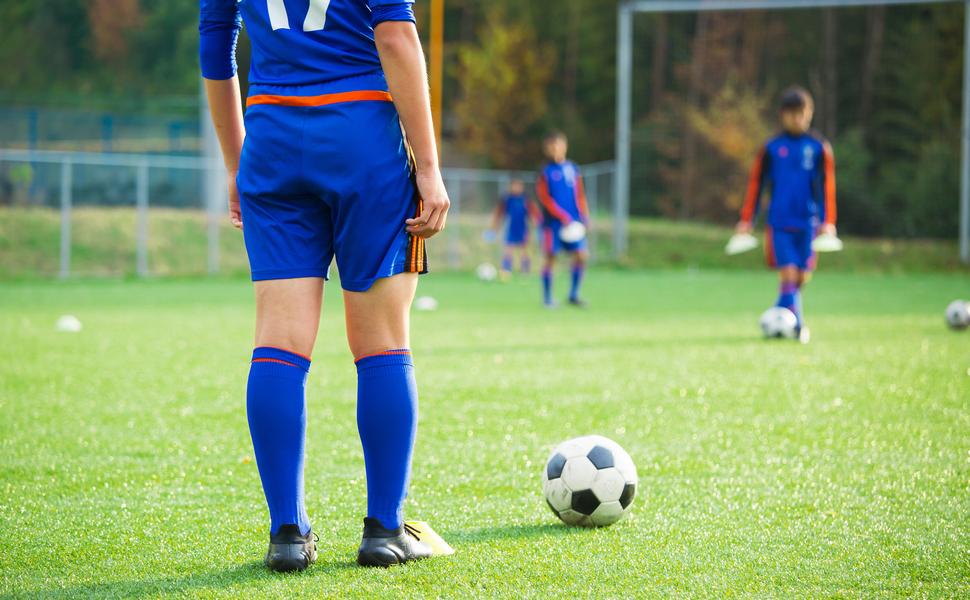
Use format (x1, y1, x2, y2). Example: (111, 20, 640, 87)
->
(613, 0, 970, 263)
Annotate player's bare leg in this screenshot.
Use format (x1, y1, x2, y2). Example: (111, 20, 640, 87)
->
(344, 273, 432, 567)
(250, 277, 324, 571)
(518, 245, 532, 274)
(254, 278, 324, 357)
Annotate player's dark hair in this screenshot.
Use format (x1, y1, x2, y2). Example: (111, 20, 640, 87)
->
(544, 130, 567, 144)
(779, 86, 813, 111)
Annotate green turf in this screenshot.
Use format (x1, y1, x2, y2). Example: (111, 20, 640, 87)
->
(0, 270, 968, 598)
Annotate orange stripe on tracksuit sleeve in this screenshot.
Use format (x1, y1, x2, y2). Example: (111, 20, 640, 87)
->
(575, 175, 590, 221)
(536, 174, 570, 223)
(740, 147, 767, 224)
(822, 142, 837, 225)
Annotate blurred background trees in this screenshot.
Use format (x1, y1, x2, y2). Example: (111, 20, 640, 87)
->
(0, 0, 963, 238)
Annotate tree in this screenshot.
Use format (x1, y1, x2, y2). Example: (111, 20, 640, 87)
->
(453, 8, 554, 168)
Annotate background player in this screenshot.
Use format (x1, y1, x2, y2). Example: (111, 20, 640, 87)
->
(489, 178, 540, 278)
(200, 0, 449, 571)
(536, 131, 590, 308)
(736, 86, 837, 343)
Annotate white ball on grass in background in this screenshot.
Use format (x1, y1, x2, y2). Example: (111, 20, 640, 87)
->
(760, 307, 798, 339)
(542, 435, 637, 527)
(945, 300, 970, 330)
(55, 315, 82, 333)
(476, 263, 497, 282)
(414, 296, 439, 312)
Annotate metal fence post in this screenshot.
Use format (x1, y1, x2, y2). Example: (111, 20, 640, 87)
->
(59, 160, 72, 279)
(448, 176, 462, 268)
(136, 161, 149, 277)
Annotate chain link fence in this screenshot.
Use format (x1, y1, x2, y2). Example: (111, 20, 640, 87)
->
(0, 148, 617, 279)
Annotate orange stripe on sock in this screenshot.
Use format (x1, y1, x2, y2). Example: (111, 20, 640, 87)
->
(252, 358, 298, 367)
(354, 349, 411, 363)
(260, 346, 312, 361)
(246, 90, 393, 108)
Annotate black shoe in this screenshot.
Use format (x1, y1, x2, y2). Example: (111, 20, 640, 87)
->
(264, 524, 317, 572)
(357, 517, 432, 567)
(568, 297, 587, 308)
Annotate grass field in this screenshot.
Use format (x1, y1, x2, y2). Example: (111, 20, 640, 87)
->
(1, 270, 969, 597)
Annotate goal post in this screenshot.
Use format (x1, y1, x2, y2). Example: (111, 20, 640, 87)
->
(614, 0, 970, 263)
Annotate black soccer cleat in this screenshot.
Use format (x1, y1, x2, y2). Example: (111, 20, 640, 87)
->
(357, 517, 432, 567)
(568, 297, 587, 308)
(264, 524, 318, 572)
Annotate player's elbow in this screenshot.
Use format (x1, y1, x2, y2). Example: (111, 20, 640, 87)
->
(374, 21, 419, 58)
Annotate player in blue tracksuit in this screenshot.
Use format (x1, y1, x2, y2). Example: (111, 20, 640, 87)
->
(737, 86, 837, 343)
(536, 131, 590, 307)
(200, 0, 449, 570)
(490, 179, 540, 277)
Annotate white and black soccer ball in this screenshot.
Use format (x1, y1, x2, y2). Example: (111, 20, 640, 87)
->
(542, 435, 637, 527)
(760, 307, 798, 339)
(945, 300, 970, 330)
(476, 262, 497, 282)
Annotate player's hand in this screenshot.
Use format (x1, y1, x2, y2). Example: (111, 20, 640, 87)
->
(227, 170, 242, 230)
(735, 221, 752, 235)
(407, 168, 450, 238)
(819, 223, 837, 237)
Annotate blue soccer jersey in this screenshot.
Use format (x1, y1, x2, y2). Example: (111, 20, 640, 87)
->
(741, 131, 837, 231)
(495, 194, 539, 245)
(200, 0, 415, 95)
(536, 161, 589, 226)
(199, 0, 427, 289)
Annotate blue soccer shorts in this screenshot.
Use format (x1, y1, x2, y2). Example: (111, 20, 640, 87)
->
(765, 226, 816, 271)
(506, 220, 529, 246)
(541, 221, 587, 255)
(236, 92, 427, 292)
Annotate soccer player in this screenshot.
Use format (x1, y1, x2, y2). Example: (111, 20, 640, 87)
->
(736, 86, 837, 343)
(536, 131, 590, 307)
(489, 179, 540, 278)
(200, 0, 449, 570)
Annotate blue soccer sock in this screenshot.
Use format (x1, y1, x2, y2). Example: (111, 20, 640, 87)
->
(247, 347, 312, 536)
(501, 254, 513, 273)
(356, 349, 418, 530)
(776, 281, 801, 326)
(569, 263, 585, 301)
(542, 267, 553, 305)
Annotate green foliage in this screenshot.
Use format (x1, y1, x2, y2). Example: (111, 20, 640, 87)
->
(453, 8, 554, 169)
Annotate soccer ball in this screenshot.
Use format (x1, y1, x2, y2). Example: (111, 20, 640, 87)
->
(413, 296, 439, 311)
(476, 262, 497, 282)
(542, 435, 637, 527)
(760, 307, 798, 339)
(945, 300, 970, 330)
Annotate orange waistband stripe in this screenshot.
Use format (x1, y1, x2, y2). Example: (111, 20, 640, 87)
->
(246, 90, 393, 108)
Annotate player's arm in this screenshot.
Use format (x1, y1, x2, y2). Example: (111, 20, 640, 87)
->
(575, 173, 590, 224)
(527, 198, 542, 224)
(199, 0, 244, 229)
(490, 198, 506, 231)
(536, 174, 571, 224)
(737, 145, 770, 234)
(819, 141, 837, 236)
(372, 10, 450, 239)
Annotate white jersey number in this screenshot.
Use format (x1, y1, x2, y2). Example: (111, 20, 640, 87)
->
(267, 0, 331, 32)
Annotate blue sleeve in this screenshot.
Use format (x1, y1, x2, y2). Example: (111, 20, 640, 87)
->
(368, 1, 415, 28)
(199, 0, 242, 80)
